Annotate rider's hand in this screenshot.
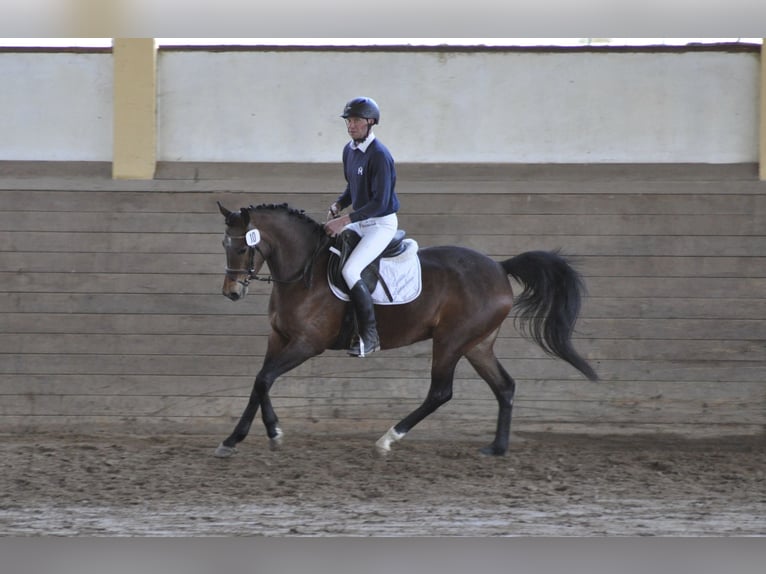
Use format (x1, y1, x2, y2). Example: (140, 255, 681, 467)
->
(324, 214, 351, 237)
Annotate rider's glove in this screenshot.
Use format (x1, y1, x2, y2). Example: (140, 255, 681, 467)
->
(327, 202, 341, 221)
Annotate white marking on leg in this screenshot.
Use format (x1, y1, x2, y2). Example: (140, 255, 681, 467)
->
(214, 443, 236, 458)
(375, 426, 406, 454)
(269, 426, 284, 451)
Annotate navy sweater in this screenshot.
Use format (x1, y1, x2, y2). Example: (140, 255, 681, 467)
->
(336, 138, 400, 223)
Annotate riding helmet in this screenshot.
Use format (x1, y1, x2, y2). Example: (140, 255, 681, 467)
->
(341, 97, 380, 124)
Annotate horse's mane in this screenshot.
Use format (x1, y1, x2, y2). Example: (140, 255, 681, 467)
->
(247, 203, 324, 234)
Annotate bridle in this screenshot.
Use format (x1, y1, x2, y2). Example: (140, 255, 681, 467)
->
(223, 230, 331, 288)
(223, 232, 259, 287)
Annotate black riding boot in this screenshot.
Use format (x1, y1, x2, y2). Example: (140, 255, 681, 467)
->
(348, 280, 380, 357)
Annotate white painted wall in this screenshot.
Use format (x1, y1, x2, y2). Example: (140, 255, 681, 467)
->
(0, 53, 113, 161)
(0, 49, 760, 163)
(158, 49, 761, 163)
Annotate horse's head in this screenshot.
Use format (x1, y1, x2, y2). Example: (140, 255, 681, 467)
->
(218, 202, 267, 301)
(218, 201, 328, 301)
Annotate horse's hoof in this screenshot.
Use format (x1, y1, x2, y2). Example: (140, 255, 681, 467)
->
(375, 426, 404, 456)
(214, 443, 237, 458)
(268, 427, 284, 451)
(479, 445, 507, 456)
(374, 445, 391, 458)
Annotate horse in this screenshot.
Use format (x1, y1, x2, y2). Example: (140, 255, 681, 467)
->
(215, 202, 598, 457)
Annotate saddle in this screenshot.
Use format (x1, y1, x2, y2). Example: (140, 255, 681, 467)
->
(327, 229, 407, 302)
(327, 228, 409, 351)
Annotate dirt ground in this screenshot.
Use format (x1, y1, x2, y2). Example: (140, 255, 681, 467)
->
(1, 430, 764, 536)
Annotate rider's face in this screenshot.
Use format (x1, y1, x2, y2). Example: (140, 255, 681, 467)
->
(345, 116, 372, 141)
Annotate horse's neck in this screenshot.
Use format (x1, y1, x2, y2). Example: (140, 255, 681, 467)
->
(266, 222, 321, 279)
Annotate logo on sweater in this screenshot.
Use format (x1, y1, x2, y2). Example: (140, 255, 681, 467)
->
(357, 167, 364, 175)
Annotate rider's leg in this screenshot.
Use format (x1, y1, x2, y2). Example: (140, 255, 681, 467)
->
(347, 280, 379, 357)
(342, 214, 397, 357)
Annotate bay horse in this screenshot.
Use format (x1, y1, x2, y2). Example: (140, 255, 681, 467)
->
(215, 202, 597, 457)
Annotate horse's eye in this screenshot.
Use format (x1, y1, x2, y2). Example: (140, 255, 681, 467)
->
(237, 247, 248, 255)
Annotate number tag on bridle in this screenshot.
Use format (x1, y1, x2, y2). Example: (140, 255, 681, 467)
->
(245, 229, 261, 247)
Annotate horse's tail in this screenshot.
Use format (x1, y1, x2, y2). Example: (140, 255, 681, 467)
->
(502, 250, 598, 381)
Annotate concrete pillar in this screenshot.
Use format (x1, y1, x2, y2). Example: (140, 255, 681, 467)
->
(112, 38, 157, 179)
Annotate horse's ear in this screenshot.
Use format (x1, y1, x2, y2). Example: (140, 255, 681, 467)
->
(240, 208, 250, 227)
(217, 201, 231, 218)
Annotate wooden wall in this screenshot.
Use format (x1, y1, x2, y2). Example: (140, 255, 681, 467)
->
(1, 162, 764, 441)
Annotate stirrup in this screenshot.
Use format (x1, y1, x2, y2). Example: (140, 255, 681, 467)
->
(348, 335, 380, 358)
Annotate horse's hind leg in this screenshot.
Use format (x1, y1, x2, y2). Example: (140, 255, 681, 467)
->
(464, 331, 516, 455)
(375, 345, 461, 455)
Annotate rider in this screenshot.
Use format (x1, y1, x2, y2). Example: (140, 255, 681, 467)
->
(324, 97, 400, 357)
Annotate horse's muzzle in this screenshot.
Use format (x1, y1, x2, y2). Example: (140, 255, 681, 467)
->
(222, 277, 248, 301)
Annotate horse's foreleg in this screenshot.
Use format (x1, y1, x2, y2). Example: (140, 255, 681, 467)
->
(214, 335, 317, 457)
(215, 384, 264, 458)
(255, 372, 283, 449)
(465, 339, 516, 456)
(375, 350, 459, 456)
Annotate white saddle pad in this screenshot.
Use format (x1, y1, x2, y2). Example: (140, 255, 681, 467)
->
(328, 239, 422, 305)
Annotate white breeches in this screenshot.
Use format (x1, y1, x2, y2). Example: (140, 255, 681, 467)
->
(341, 213, 398, 289)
